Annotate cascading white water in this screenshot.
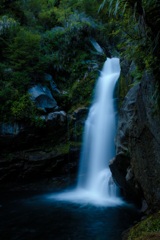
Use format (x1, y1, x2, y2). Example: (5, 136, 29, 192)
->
(77, 57, 120, 198)
(49, 57, 123, 206)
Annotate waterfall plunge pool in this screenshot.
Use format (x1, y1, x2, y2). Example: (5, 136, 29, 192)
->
(0, 189, 141, 240)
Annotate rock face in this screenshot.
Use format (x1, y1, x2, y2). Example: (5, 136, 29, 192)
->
(0, 109, 67, 152)
(0, 122, 24, 136)
(0, 106, 88, 185)
(44, 73, 60, 94)
(70, 107, 89, 142)
(0, 149, 76, 184)
(110, 73, 160, 209)
(0, 115, 77, 184)
(28, 84, 57, 112)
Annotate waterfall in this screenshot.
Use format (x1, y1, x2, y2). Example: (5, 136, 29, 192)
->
(49, 58, 123, 206)
(77, 57, 120, 198)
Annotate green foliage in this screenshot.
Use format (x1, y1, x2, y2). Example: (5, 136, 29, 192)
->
(31, 116, 46, 128)
(68, 68, 99, 111)
(11, 94, 37, 120)
(0, 15, 19, 61)
(8, 29, 46, 78)
(118, 75, 130, 106)
(127, 211, 160, 240)
(55, 92, 71, 112)
(0, 0, 107, 124)
(98, 0, 160, 108)
(55, 142, 70, 155)
(99, 0, 160, 73)
(42, 11, 100, 76)
(1, 0, 159, 125)
(0, 15, 18, 35)
(38, 8, 58, 29)
(41, 9, 105, 97)
(9, 72, 31, 92)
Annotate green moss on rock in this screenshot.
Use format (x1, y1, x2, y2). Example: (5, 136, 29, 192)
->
(127, 212, 160, 240)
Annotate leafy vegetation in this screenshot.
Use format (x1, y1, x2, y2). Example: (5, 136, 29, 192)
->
(0, 0, 108, 122)
(0, 0, 159, 122)
(98, 0, 160, 102)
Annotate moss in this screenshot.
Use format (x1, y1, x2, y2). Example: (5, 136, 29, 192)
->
(55, 142, 70, 155)
(70, 141, 82, 148)
(43, 142, 70, 155)
(68, 70, 98, 112)
(127, 212, 160, 240)
(117, 74, 131, 108)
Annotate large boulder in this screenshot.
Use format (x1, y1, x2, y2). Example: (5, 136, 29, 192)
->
(110, 73, 160, 210)
(28, 84, 57, 112)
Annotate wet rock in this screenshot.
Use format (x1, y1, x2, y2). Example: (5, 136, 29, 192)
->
(46, 111, 67, 126)
(0, 149, 77, 183)
(44, 73, 60, 94)
(73, 107, 88, 124)
(69, 107, 88, 142)
(28, 84, 57, 112)
(0, 109, 67, 153)
(0, 122, 24, 136)
(125, 167, 134, 182)
(111, 73, 160, 209)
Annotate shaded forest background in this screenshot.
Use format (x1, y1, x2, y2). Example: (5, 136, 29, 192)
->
(0, 0, 160, 125)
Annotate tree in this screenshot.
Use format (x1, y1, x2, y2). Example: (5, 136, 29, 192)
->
(8, 29, 47, 81)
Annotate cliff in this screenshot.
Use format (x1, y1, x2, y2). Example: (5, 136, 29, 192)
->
(110, 73, 160, 210)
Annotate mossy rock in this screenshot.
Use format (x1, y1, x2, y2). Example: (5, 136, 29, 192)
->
(137, 233, 160, 240)
(126, 212, 160, 240)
